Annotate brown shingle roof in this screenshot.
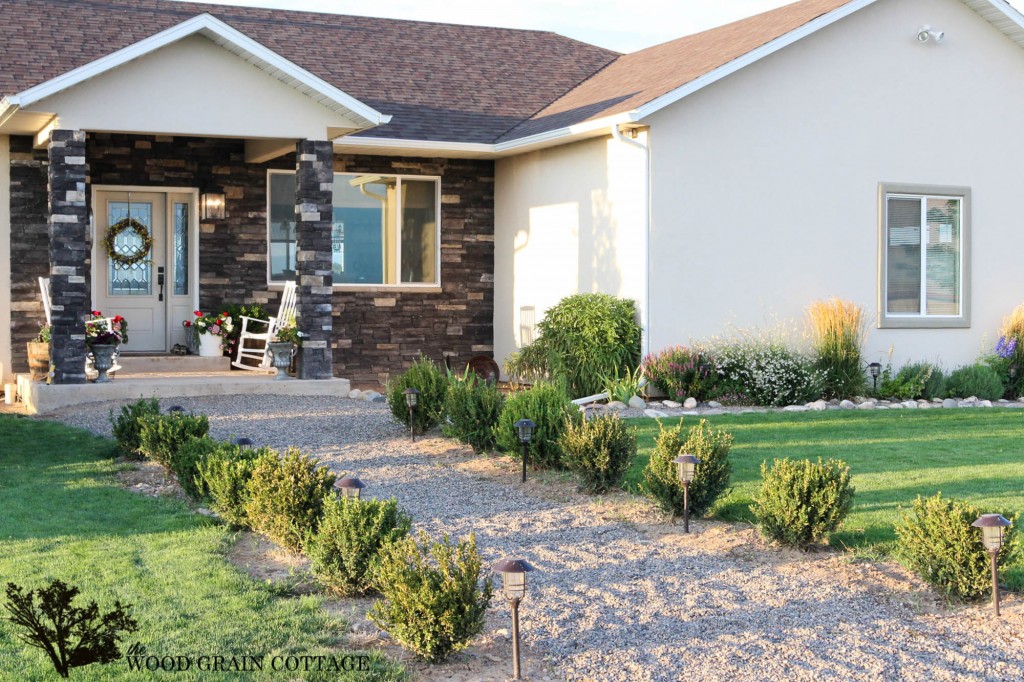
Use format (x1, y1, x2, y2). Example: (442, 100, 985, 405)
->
(498, 0, 854, 142)
(0, 0, 618, 143)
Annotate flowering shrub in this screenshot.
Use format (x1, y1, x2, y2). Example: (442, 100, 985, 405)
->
(643, 346, 717, 401)
(186, 310, 234, 343)
(710, 337, 823, 407)
(85, 310, 128, 348)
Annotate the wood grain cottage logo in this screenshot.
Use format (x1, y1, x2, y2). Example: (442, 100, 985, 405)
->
(123, 642, 372, 674)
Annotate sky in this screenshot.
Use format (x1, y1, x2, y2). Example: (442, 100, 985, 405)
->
(176, 0, 803, 53)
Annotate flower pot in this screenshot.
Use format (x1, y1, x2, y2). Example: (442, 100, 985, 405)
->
(198, 333, 223, 357)
(267, 342, 296, 381)
(26, 341, 50, 382)
(90, 344, 117, 383)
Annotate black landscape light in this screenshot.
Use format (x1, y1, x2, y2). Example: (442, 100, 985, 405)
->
(868, 362, 882, 391)
(403, 388, 419, 441)
(232, 437, 254, 451)
(334, 476, 366, 500)
(514, 419, 535, 483)
(972, 513, 1012, 617)
(167, 405, 185, 414)
(493, 558, 536, 681)
(673, 452, 700, 533)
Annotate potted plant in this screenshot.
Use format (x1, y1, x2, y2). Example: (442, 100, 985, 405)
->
(267, 318, 300, 381)
(189, 310, 234, 357)
(85, 312, 127, 384)
(26, 324, 51, 382)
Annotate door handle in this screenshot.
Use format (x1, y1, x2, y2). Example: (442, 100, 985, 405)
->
(157, 267, 165, 302)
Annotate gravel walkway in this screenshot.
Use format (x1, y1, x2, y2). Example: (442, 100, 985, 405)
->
(46, 396, 1024, 682)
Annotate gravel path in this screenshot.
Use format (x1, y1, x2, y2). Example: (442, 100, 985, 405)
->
(46, 396, 1024, 682)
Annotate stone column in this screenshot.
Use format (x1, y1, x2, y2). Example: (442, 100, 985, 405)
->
(48, 130, 89, 384)
(294, 140, 334, 380)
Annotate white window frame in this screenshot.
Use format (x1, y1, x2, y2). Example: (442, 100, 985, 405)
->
(877, 182, 971, 329)
(266, 170, 443, 290)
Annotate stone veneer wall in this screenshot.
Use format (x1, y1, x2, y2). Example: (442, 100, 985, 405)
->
(7, 133, 494, 380)
(8, 137, 49, 374)
(333, 154, 494, 385)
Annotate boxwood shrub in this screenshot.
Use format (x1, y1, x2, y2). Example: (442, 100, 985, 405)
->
(137, 411, 210, 469)
(196, 444, 268, 529)
(643, 419, 733, 519)
(493, 383, 580, 469)
(442, 370, 504, 453)
(751, 457, 854, 548)
(109, 397, 161, 459)
(387, 355, 449, 434)
(559, 413, 636, 493)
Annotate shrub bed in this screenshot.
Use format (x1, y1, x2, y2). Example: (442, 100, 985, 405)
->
(243, 448, 336, 552)
(109, 398, 161, 459)
(643, 419, 733, 518)
(137, 412, 210, 469)
(196, 444, 267, 528)
(559, 413, 636, 493)
(712, 338, 822, 407)
(369, 532, 492, 663)
(493, 383, 579, 469)
(895, 493, 1019, 601)
(945, 364, 1004, 400)
(751, 457, 854, 548)
(306, 496, 412, 596)
(643, 346, 718, 402)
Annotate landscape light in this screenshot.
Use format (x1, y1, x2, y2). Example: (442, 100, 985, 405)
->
(493, 558, 536, 680)
(673, 453, 700, 533)
(972, 513, 1012, 617)
(514, 419, 535, 483)
(403, 388, 419, 441)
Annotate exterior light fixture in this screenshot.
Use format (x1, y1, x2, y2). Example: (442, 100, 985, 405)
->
(868, 362, 882, 391)
(232, 437, 254, 451)
(493, 558, 536, 681)
(673, 452, 700, 533)
(403, 388, 419, 441)
(514, 419, 536, 483)
(167, 405, 185, 414)
(1010, 365, 1019, 380)
(334, 476, 366, 500)
(972, 513, 1012, 617)
(917, 26, 945, 43)
(200, 191, 226, 220)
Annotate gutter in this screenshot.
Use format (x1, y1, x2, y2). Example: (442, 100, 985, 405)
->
(609, 124, 652, 360)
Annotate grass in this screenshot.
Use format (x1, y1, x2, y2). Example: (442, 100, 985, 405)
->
(0, 415, 404, 681)
(626, 409, 1024, 588)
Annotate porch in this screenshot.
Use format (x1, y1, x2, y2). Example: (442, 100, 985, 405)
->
(15, 355, 351, 415)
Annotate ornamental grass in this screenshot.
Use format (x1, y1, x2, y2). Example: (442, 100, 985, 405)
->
(806, 298, 867, 399)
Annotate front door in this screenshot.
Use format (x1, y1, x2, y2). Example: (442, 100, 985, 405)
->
(93, 190, 196, 352)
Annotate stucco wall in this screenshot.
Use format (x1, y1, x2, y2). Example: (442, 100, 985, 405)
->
(493, 134, 647, 369)
(646, 0, 1024, 370)
(0, 135, 9, 384)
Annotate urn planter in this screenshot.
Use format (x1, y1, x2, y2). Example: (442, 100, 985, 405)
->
(89, 344, 118, 383)
(267, 342, 296, 381)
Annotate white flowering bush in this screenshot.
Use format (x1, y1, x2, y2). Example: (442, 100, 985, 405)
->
(709, 333, 823, 407)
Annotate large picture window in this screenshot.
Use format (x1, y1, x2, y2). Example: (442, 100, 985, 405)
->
(879, 183, 970, 328)
(268, 171, 440, 286)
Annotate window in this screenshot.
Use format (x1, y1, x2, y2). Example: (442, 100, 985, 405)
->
(268, 171, 440, 286)
(879, 183, 970, 328)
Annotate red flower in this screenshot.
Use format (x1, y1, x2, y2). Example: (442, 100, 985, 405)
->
(91, 310, 102, 316)
(220, 312, 229, 317)
(214, 319, 222, 326)
(194, 310, 202, 317)
(184, 321, 192, 327)
(113, 315, 124, 322)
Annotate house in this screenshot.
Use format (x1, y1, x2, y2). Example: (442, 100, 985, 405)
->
(1, 0, 1022, 387)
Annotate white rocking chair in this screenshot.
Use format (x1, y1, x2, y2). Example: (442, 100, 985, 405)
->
(232, 280, 298, 371)
(39, 277, 121, 377)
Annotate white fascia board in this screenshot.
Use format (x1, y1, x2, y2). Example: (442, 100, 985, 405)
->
(0, 98, 18, 128)
(632, 0, 879, 121)
(13, 13, 390, 127)
(493, 113, 636, 152)
(973, 0, 1024, 31)
(334, 136, 495, 154)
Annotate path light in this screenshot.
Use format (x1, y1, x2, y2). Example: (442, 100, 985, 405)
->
(403, 388, 419, 442)
(514, 419, 535, 483)
(493, 558, 536, 681)
(972, 513, 1012, 617)
(673, 452, 700, 533)
(167, 405, 185, 414)
(1010, 365, 1019, 380)
(334, 476, 366, 500)
(232, 437, 254, 451)
(868, 362, 882, 391)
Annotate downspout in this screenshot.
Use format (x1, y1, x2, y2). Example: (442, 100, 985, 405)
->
(610, 124, 651, 359)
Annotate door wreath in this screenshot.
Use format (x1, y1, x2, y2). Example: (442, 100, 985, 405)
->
(102, 217, 152, 267)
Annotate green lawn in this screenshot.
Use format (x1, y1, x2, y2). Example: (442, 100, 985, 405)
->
(627, 409, 1024, 587)
(0, 415, 403, 681)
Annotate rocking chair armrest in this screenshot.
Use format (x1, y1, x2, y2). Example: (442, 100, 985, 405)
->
(238, 315, 273, 334)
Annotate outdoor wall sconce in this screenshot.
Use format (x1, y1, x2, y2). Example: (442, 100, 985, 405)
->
(972, 513, 1012, 616)
(514, 419, 536, 483)
(917, 26, 945, 43)
(231, 437, 254, 451)
(673, 452, 700, 533)
(868, 362, 882, 391)
(200, 192, 226, 220)
(334, 476, 366, 500)
(403, 388, 419, 441)
(493, 558, 536, 681)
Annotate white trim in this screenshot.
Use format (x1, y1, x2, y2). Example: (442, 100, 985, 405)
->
(0, 136, 11, 384)
(11, 14, 389, 128)
(334, 137, 495, 155)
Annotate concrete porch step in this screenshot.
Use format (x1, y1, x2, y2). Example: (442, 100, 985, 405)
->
(116, 354, 233, 374)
